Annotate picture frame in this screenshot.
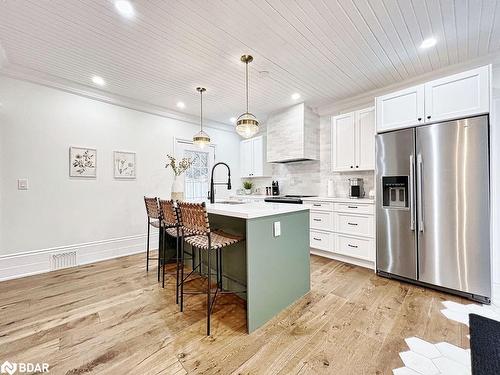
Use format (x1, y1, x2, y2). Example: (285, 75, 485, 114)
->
(113, 151, 136, 179)
(69, 146, 97, 178)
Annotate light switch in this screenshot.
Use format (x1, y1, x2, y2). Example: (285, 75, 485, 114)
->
(17, 178, 29, 190)
(273, 221, 281, 237)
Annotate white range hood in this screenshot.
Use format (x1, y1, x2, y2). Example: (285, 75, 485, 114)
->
(266, 103, 320, 163)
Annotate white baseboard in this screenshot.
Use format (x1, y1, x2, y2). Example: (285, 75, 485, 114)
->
(310, 248, 375, 270)
(0, 231, 158, 282)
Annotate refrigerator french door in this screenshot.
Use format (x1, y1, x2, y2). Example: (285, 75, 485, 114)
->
(376, 115, 491, 302)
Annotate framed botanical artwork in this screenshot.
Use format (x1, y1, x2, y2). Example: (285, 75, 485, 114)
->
(69, 146, 97, 177)
(114, 151, 136, 179)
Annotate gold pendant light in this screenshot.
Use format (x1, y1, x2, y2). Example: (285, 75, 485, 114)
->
(193, 87, 210, 148)
(236, 55, 259, 138)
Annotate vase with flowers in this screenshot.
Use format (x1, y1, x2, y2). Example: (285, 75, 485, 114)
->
(165, 154, 193, 201)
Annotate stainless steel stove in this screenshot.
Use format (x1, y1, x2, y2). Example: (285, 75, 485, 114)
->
(264, 195, 316, 204)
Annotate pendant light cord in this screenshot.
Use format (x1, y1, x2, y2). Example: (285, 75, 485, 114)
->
(245, 61, 249, 113)
(200, 89, 203, 131)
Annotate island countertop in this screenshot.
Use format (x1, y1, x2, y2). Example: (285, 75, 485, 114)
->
(206, 201, 309, 219)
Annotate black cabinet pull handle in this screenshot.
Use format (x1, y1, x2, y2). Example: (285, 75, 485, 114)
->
(313, 237, 322, 241)
(348, 244, 358, 248)
(313, 204, 321, 206)
(356, 166, 359, 168)
(348, 222, 358, 226)
(347, 206, 358, 209)
(418, 117, 422, 121)
(350, 166, 353, 168)
(427, 115, 431, 119)
(313, 218, 321, 222)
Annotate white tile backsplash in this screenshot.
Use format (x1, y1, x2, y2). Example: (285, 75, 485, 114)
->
(243, 114, 374, 197)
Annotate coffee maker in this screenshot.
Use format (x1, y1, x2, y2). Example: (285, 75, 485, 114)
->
(348, 178, 365, 199)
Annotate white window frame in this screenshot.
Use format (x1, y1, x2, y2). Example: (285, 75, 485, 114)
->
(174, 138, 216, 201)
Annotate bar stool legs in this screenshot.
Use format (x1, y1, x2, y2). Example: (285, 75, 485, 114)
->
(207, 239, 211, 336)
(146, 219, 150, 271)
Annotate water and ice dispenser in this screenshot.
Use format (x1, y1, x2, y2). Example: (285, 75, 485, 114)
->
(382, 176, 408, 208)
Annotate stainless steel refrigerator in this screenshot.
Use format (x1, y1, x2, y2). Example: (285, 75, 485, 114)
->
(376, 115, 491, 303)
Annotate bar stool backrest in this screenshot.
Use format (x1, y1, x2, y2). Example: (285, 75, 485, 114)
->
(144, 197, 160, 220)
(177, 202, 210, 235)
(159, 199, 179, 227)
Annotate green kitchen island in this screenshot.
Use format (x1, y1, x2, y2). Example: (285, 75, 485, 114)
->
(203, 201, 310, 333)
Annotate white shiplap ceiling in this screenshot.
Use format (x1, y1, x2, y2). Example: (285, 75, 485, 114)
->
(0, 0, 499, 124)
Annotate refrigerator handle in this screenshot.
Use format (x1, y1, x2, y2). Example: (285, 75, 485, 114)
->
(417, 154, 424, 232)
(409, 155, 415, 231)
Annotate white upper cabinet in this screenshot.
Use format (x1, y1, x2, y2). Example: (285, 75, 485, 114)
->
(240, 135, 271, 178)
(240, 139, 253, 177)
(376, 65, 491, 133)
(356, 107, 375, 170)
(331, 112, 356, 171)
(424, 66, 490, 123)
(376, 85, 425, 132)
(251, 136, 264, 177)
(332, 107, 375, 172)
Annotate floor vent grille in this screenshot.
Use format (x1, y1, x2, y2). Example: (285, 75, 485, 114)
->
(51, 251, 77, 270)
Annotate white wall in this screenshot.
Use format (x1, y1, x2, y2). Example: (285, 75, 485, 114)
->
(0, 76, 240, 278)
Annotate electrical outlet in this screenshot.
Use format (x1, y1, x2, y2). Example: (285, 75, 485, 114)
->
(17, 178, 29, 190)
(273, 221, 281, 237)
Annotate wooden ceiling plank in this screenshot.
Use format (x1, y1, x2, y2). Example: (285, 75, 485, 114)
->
(335, 0, 403, 82)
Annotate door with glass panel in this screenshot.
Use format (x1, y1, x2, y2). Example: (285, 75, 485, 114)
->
(175, 140, 215, 201)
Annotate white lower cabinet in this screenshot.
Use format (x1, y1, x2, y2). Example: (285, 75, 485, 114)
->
(310, 230, 333, 252)
(310, 210, 334, 231)
(335, 213, 373, 238)
(307, 199, 375, 268)
(336, 234, 373, 261)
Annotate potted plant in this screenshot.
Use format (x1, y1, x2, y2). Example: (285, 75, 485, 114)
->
(165, 154, 193, 201)
(243, 181, 253, 195)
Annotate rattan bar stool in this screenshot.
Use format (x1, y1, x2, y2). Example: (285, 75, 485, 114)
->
(143, 196, 163, 281)
(177, 202, 243, 336)
(158, 199, 183, 299)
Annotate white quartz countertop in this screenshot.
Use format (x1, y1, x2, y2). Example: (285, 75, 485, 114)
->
(207, 201, 309, 219)
(301, 196, 375, 204)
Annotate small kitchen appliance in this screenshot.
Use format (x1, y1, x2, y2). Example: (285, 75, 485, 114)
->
(271, 181, 280, 196)
(348, 178, 364, 198)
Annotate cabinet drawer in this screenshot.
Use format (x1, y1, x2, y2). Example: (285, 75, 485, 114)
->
(307, 201, 334, 211)
(336, 234, 373, 261)
(334, 202, 374, 215)
(335, 213, 373, 237)
(310, 230, 333, 252)
(310, 210, 334, 231)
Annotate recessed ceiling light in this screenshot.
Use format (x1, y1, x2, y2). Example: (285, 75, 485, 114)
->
(114, 0, 135, 19)
(291, 93, 301, 100)
(230, 117, 236, 124)
(420, 37, 437, 49)
(91, 76, 106, 86)
(176, 101, 185, 109)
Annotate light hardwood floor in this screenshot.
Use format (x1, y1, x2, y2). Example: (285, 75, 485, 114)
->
(0, 252, 469, 374)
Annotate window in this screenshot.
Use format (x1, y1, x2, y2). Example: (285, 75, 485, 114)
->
(175, 140, 215, 201)
(184, 149, 210, 200)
